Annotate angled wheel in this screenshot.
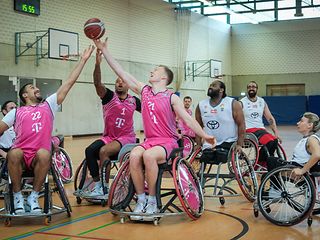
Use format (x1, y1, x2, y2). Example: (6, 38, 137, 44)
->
(188, 147, 202, 176)
(173, 157, 204, 220)
(275, 143, 286, 161)
(108, 157, 135, 210)
(231, 149, 258, 202)
(74, 160, 94, 194)
(51, 166, 72, 216)
(257, 165, 316, 226)
(52, 147, 73, 184)
(181, 135, 195, 160)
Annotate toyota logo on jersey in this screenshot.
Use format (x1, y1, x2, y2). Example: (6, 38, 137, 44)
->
(251, 112, 259, 118)
(207, 120, 219, 130)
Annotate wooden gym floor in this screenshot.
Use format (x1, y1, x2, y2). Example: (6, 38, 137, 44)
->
(1, 126, 319, 240)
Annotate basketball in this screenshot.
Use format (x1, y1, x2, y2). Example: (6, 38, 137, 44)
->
(83, 18, 105, 40)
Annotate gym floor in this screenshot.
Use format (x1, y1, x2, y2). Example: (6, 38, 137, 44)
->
(1, 126, 319, 240)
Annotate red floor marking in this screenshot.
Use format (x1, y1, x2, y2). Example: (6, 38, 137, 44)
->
(34, 232, 112, 240)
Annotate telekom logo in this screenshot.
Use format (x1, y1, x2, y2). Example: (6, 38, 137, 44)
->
(32, 122, 42, 133)
(115, 118, 125, 128)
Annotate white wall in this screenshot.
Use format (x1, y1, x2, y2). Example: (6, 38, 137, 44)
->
(0, 0, 232, 135)
(231, 18, 320, 96)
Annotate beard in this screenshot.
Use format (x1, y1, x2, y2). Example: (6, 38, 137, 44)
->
(248, 91, 256, 98)
(207, 88, 220, 99)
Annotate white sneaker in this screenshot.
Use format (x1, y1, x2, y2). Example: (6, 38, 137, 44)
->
(143, 202, 159, 221)
(88, 182, 105, 197)
(130, 201, 146, 221)
(13, 192, 25, 214)
(27, 193, 42, 214)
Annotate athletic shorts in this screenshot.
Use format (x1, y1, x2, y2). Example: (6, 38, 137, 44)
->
(18, 147, 51, 170)
(100, 135, 136, 147)
(246, 128, 277, 145)
(140, 138, 178, 160)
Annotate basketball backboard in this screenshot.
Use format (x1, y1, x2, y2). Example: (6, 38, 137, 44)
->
(48, 28, 79, 61)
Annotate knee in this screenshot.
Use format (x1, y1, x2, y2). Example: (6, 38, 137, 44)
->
(142, 152, 156, 168)
(7, 149, 23, 165)
(85, 145, 95, 158)
(129, 152, 142, 169)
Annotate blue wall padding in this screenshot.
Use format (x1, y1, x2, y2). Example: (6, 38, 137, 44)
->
(308, 95, 320, 116)
(263, 96, 307, 125)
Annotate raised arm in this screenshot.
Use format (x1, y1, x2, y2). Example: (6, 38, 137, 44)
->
(93, 49, 107, 98)
(93, 38, 144, 95)
(263, 103, 281, 140)
(56, 45, 95, 105)
(172, 95, 216, 147)
(195, 104, 204, 146)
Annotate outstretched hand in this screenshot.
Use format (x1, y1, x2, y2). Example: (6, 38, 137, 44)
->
(204, 134, 216, 148)
(93, 37, 108, 52)
(81, 45, 95, 61)
(292, 168, 306, 176)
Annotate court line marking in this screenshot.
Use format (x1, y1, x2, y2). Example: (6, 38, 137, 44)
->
(205, 209, 249, 240)
(4, 209, 110, 240)
(34, 232, 112, 240)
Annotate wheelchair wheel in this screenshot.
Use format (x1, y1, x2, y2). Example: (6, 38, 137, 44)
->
(188, 147, 202, 176)
(108, 158, 135, 210)
(242, 138, 259, 167)
(173, 157, 204, 220)
(101, 160, 112, 195)
(52, 147, 73, 184)
(257, 165, 316, 226)
(231, 149, 258, 202)
(74, 160, 95, 194)
(181, 135, 195, 160)
(0, 158, 8, 197)
(51, 166, 72, 216)
(275, 143, 286, 160)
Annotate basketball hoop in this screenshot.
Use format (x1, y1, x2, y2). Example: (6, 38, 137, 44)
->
(61, 54, 80, 61)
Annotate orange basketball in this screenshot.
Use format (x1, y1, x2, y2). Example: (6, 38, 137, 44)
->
(84, 18, 105, 40)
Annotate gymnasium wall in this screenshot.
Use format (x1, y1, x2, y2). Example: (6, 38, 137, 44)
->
(0, 0, 231, 135)
(231, 19, 320, 97)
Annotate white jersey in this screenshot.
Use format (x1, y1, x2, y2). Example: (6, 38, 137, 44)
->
(240, 96, 265, 129)
(0, 126, 15, 148)
(292, 134, 320, 165)
(199, 97, 238, 149)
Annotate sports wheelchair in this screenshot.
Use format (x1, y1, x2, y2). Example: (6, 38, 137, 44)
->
(108, 147, 204, 225)
(189, 138, 258, 204)
(73, 144, 137, 206)
(181, 135, 195, 159)
(245, 132, 286, 174)
(0, 159, 72, 226)
(51, 135, 73, 184)
(253, 164, 320, 226)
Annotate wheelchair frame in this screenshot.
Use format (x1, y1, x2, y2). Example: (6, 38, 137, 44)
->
(0, 162, 72, 226)
(188, 139, 258, 204)
(73, 144, 137, 206)
(108, 147, 204, 225)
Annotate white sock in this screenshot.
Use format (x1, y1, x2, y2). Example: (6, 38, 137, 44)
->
(137, 193, 146, 203)
(147, 195, 157, 205)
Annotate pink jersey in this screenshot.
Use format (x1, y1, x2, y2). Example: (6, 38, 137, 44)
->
(102, 93, 137, 140)
(178, 108, 196, 138)
(13, 101, 54, 154)
(141, 85, 178, 140)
